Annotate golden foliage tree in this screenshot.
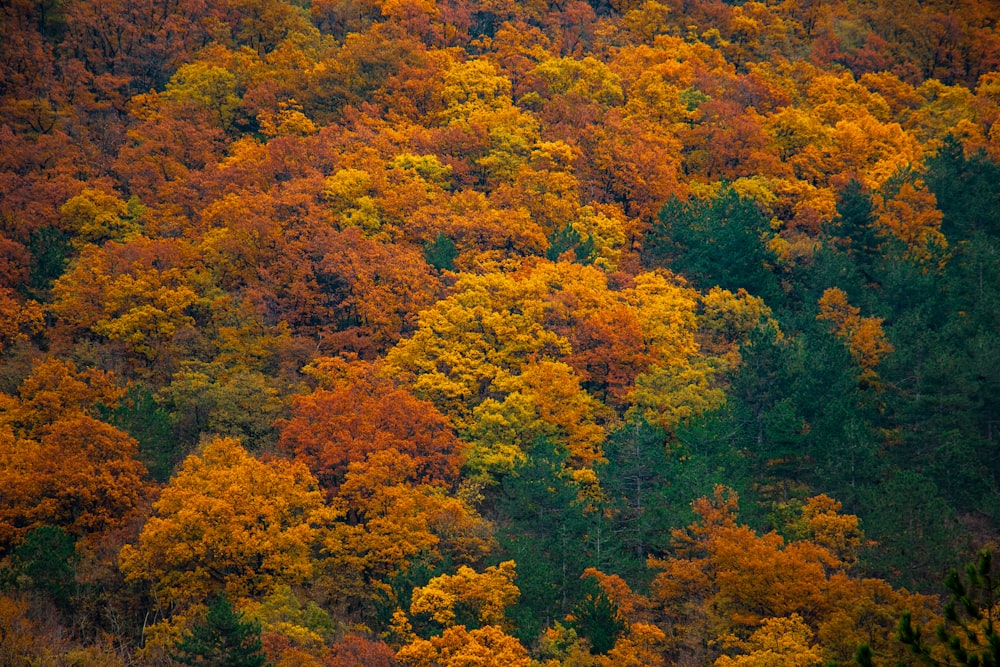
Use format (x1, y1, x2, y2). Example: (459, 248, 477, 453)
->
(119, 437, 340, 609)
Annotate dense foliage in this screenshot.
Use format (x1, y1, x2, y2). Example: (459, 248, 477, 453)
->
(2, 0, 1000, 663)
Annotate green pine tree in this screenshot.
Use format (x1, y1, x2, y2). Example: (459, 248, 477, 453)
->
(546, 223, 595, 264)
(493, 437, 604, 643)
(924, 135, 1000, 241)
(99, 383, 179, 483)
(172, 595, 269, 667)
(423, 231, 458, 271)
(8, 525, 77, 611)
(827, 177, 885, 283)
(26, 225, 71, 298)
(898, 549, 1000, 666)
(643, 186, 781, 303)
(570, 581, 626, 655)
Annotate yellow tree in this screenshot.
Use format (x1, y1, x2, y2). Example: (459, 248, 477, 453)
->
(395, 624, 530, 667)
(791, 495, 864, 568)
(318, 449, 494, 612)
(162, 62, 243, 132)
(119, 437, 340, 610)
(625, 271, 726, 430)
(60, 188, 141, 248)
(387, 261, 737, 472)
(466, 359, 607, 474)
(526, 55, 624, 108)
(434, 58, 541, 186)
(874, 180, 947, 262)
(408, 561, 519, 629)
(383, 262, 624, 477)
(384, 267, 571, 429)
(2, 357, 124, 435)
(48, 238, 203, 366)
(493, 140, 583, 239)
(715, 614, 825, 667)
(698, 286, 775, 366)
(438, 58, 514, 123)
(241, 584, 336, 662)
(596, 623, 670, 667)
(0, 287, 43, 355)
(392, 557, 526, 665)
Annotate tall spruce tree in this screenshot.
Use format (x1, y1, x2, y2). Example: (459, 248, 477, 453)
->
(827, 178, 885, 285)
(493, 437, 604, 643)
(643, 186, 781, 303)
(173, 595, 269, 667)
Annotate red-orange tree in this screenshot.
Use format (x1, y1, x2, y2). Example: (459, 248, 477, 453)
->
(278, 359, 466, 491)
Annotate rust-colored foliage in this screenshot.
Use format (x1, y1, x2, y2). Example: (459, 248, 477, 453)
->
(279, 360, 465, 490)
(0, 415, 147, 550)
(327, 633, 400, 667)
(0, 359, 145, 549)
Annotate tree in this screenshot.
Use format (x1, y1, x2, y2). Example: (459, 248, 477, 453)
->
(384, 268, 571, 428)
(569, 582, 627, 655)
(492, 437, 603, 642)
(395, 624, 530, 667)
(827, 178, 885, 283)
(114, 92, 227, 205)
(278, 359, 465, 490)
(680, 100, 783, 182)
(173, 595, 269, 667)
(327, 633, 399, 667)
(858, 471, 964, 594)
(898, 549, 1000, 666)
(398, 189, 547, 272)
(423, 232, 458, 271)
(559, 301, 652, 408)
(643, 186, 781, 303)
(241, 584, 336, 660)
(26, 226, 71, 296)
(0, 358, 148, 549)
(816, 287, 894, 387)
(407, 561, 519, 632)
(0, 593, 64, 665)
(924, 136, 1000, 240)
(0, 416, 147, 550)
(315, 227, 442, 351)
(715, 614, 825, 667)
(596, 418, 675, 572)
(646, 486, 936, 666)
(60, 188, 141, 248)
(99, 383, 178, 483)
(875, 179, 946, 263)
(317, 449, 494, 620)
(7, 525, 77, 611)
(3, 357, 124, 435)
(48, 238, 203, 366)
(465, 359, 607, 475)
(0, 287, 43, 355)
(547, 222, 595, 264)
(163, 63, 243, 133)
(119, 437, 340, 610)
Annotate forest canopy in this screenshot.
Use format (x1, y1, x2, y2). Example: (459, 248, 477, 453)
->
(2, 0, 1000, 663)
